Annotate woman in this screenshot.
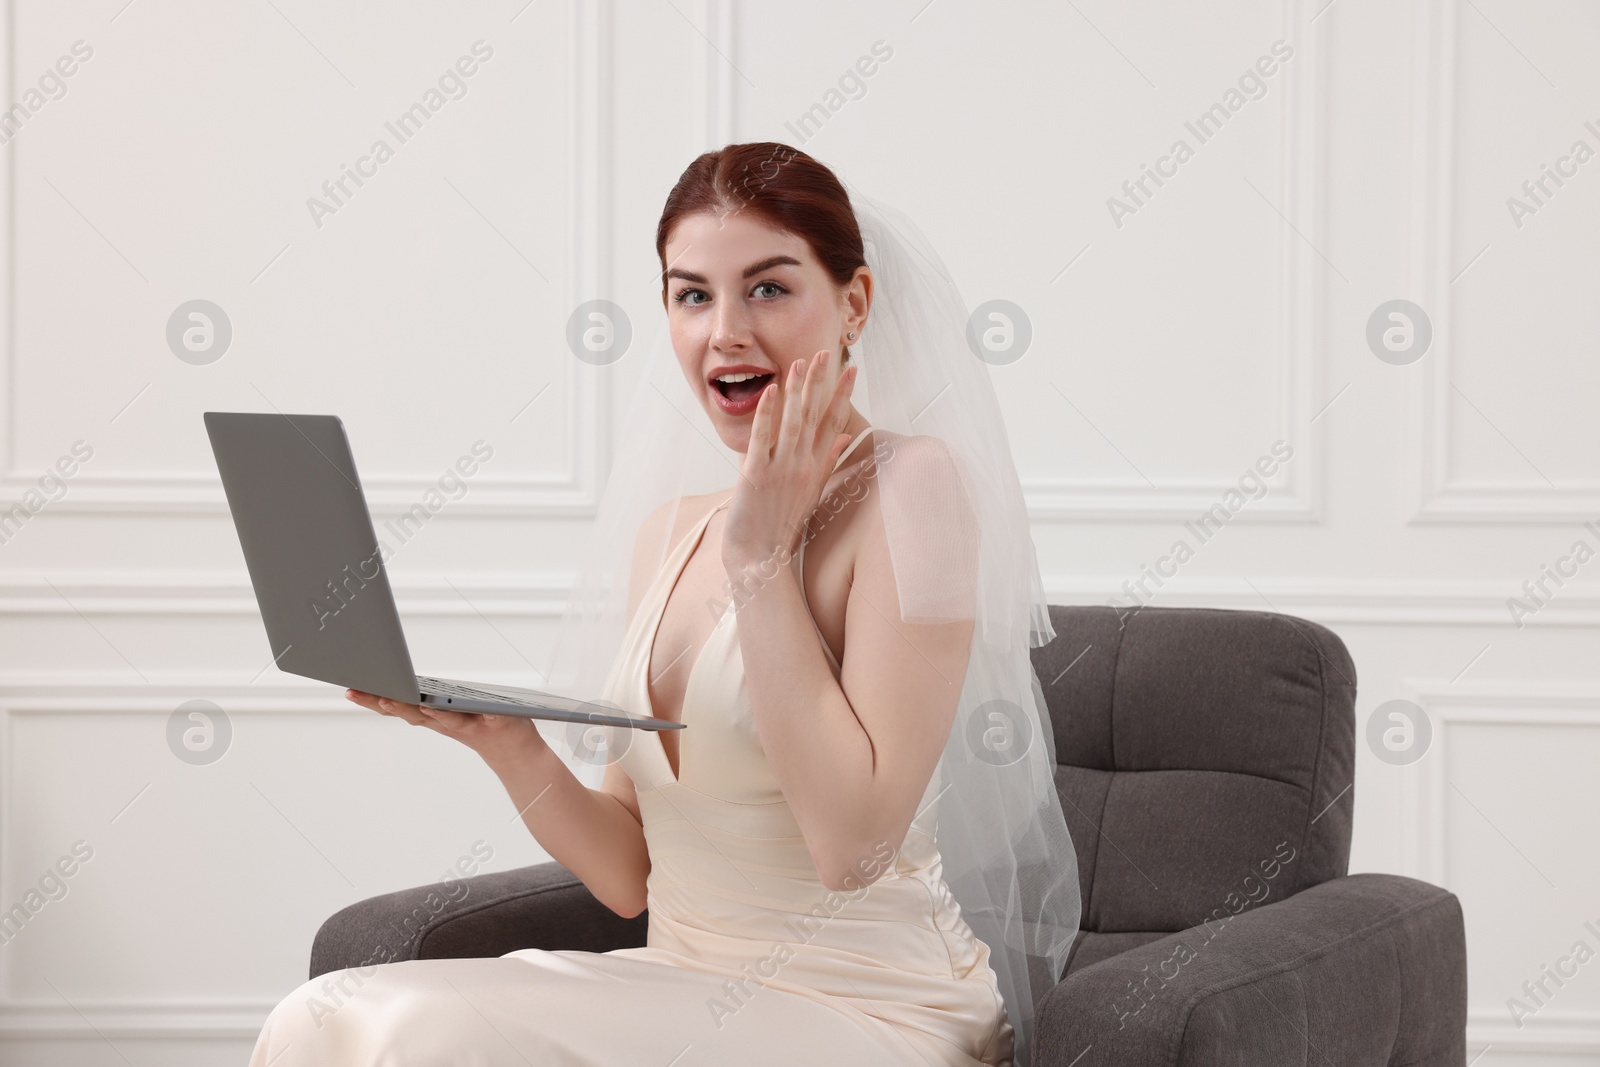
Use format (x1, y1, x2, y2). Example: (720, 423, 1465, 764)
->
(249, 143, 1078, 1067)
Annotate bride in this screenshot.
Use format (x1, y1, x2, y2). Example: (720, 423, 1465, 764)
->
(249, 142, 1078, 1067)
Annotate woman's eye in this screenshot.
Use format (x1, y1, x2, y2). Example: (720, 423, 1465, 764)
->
(673, 281, 784, 305)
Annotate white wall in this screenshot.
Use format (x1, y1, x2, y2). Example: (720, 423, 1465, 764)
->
(0, 1, 1594, 1063)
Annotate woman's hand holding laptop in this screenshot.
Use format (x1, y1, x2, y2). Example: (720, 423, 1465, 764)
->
(344, 688, 551, 773)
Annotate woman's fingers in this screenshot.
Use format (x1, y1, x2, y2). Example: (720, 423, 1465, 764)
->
(345, 688, 433, 727)
(795, 350, 817, 433)
(377, 697, 432, 726)
(787, 350, 830, 466)
(803, 350, 831, 433)
(345, 688, 531, 774)
(780, 352, 807, 451)
(754, 369, 778, 465)
(414, 705, 484, 732)
(751, 350, 843, 473)
(806, 353, 856, 475)
(825, 363, 857, 440)
(346, 689, 388, 714)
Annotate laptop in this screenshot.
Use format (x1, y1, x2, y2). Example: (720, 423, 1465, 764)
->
(203, 411, 680, 733)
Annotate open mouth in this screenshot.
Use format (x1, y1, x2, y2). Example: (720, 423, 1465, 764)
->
(712, 374, 774, 402)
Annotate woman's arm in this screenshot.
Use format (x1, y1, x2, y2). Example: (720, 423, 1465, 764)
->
(734, 438, 976, 892)
(345, 690, 652, 916)
(346, 496, 681, 919)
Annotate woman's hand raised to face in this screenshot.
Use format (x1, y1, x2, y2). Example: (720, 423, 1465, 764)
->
(345, 689, 547, 771)
(723, 350, 859, 574)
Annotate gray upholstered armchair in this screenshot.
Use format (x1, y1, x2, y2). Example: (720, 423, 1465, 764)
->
(310, 605, 1468, 1066)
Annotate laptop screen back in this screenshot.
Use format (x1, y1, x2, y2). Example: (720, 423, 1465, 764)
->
(204, 411, 420, 703)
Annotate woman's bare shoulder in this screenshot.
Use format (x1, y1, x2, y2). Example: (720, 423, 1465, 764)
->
(847, 430, 976, 585)
(825, 430, 966, 544)
(869, 427, 955, 469)
(863, 430, 969, 515)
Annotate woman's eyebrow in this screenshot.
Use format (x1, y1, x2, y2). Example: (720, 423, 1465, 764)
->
(666, 254, 802, 284)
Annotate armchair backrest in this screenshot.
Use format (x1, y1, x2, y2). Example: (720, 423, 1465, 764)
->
(1033, 605, 1357, 941)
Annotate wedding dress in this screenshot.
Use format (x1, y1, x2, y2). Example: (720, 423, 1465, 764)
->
(247, 425, 1016, 1067)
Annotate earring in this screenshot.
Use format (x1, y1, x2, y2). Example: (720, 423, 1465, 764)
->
(847, 331, 856, 340)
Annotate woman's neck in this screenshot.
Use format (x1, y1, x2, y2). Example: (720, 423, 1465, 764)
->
(837, 408, 872, 461)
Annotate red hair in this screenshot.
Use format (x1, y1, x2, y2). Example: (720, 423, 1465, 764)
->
(655, 142, 867, 362)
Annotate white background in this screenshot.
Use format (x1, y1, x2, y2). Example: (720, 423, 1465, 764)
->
(1, 1, 1596, 1064)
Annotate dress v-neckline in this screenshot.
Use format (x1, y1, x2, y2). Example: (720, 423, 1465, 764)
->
(641, 425, 875, 786)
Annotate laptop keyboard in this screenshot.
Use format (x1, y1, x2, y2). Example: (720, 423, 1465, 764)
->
(417, 676, 534, 705)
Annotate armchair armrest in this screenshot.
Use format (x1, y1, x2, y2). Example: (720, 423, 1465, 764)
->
(1031, 873, 1466, 1067)
(309, 860, 649, 979)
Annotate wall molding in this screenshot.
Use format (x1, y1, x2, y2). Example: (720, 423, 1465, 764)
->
(5, 571, 1598, 627)
(0, 0, 614, 517)
(0, 682, 548, 1029)
(1403, 0, 1600, 524)
(0, 1004, 269, 1042)
(1400, 681, 1600, 1055)
(1023, 0, 1327, 523)
(1, 0, 1328, 524)
(1400, 682, 1600, 883)
(700, 0, 735, 148)
(0, 691, 359, 1026)
(2, 1008, 1588, 1055)
(1050, 576, 1600, 627)
(0, 3, 604, 1050)
(0, 571, 571, 620)
(1466, 1012, 1600, 1057)
(1, 0, 12, 510)
(713, 0, 1325, 524)
(0, 473, 606, 517)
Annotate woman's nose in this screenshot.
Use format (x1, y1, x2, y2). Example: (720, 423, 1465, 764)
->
(709, 301, 752, 349)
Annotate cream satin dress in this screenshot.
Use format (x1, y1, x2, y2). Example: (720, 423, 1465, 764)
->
(248, 426, 1015, 1067)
